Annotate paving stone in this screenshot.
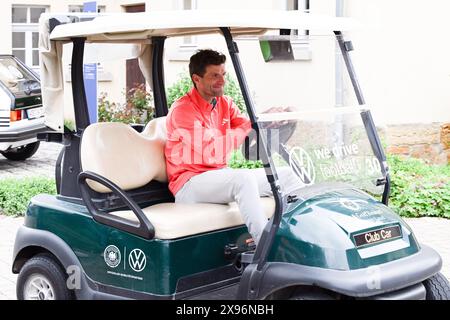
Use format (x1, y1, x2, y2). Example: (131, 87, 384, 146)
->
(0, 142, 62, 180)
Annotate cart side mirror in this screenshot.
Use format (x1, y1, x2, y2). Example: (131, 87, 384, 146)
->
(259, 39, 294, 62)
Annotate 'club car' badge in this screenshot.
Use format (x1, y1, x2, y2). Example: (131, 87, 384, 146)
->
(104, 245, 121, 268)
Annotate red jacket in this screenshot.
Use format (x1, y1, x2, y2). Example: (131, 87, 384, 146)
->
(165, 87, 251, 195)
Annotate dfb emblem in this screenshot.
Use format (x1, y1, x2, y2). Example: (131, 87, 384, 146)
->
(104, 245, 121, 268)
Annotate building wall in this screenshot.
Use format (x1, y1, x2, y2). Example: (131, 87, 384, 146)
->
(1, 0, 129, 53)
(1, 0, 449, 162)
(1, 1, 157, 124)
(344, 0, 450, 163)
(2, 0, 449, 123)
(346, 0, 450, 126)
(151, 0, 450, 126)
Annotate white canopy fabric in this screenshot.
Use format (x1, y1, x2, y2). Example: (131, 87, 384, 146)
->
(39, 16, 65, 131)
(39, 10, 357, 131)
(49, 10, 357, 41)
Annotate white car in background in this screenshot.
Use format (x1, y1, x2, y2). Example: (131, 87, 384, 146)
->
(0, 55, 46, 160)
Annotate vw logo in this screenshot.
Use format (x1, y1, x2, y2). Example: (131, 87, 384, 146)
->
(289, 147, 315, 185)
(340, 199, 361, 211)
(128, 249, 147, 272)
(104, 245, 121, 268)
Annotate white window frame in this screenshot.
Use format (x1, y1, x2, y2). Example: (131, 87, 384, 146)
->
(11, 5, 49, 71)
(180, 0, 197, 47)
(286, 0, 312, 61)
(68, 5, 106, 13)
(168, 0, 198, 61)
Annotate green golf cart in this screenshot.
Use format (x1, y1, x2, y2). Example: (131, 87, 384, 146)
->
(12, 10, 449, 300)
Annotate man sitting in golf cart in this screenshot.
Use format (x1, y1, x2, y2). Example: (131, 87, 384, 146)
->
(166, 49, 283, 245)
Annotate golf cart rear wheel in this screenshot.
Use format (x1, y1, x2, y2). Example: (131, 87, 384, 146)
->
(17, 254, 72, 300)
(1, 141, 40, 161)
(423, 272, 450, 300)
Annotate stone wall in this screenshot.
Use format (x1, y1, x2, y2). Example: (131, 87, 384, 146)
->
(384, 123, 449, 165)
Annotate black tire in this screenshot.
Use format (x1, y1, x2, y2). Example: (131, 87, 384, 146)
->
(17, 254, 72, 300)
(423, 272, 450, 300)
(1, 141, 40, 161)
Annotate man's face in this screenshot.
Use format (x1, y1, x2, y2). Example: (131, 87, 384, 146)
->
(193, 64, 226, 100)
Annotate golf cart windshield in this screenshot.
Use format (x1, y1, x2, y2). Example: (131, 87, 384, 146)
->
(236, 34, 385, 196)
(258, 107, 385, 196)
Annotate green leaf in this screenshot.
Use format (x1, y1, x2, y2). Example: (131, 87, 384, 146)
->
(0, 177, 57, 216)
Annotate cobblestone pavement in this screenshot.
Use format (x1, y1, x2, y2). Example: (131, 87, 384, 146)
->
(0, 215, 22, 300)
(0, 142, 62, 179)
(0, 142, 61, 299)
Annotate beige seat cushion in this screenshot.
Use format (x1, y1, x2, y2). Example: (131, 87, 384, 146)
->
(112, 197, 275, 240)
(80, 122, 167, 193)
(82, 119, 275, 239)
(141, 116, 167, 141)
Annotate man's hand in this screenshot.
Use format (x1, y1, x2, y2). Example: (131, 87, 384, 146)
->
(261, 106, 295, 129)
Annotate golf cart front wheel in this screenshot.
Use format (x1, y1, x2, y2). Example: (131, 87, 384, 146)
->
(17, 254, 72, 300)
(1, 141, 40, 161)
(423, 272, 450, 300)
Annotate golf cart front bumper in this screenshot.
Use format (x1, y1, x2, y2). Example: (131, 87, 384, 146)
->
(256, 244, 441, 299)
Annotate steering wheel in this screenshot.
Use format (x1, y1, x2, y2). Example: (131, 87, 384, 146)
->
(241, 120, 297, 161)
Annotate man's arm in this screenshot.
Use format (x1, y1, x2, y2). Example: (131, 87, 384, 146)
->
(228, 99, 252, 147)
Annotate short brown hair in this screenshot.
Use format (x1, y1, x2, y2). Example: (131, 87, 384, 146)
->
(189, 49, 226, 85)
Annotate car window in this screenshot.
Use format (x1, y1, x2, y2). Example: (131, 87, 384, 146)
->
(0, 57, 36, 93)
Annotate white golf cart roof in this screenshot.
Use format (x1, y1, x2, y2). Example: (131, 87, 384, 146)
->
(39, 10, 357, 131)
(48, 10, 356, 41)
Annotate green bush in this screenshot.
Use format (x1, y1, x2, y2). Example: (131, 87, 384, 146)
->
(230, 152, 450, 219)
(166, 72, 246, 113)
(228, 150, 263, 169)
(387, 155, 450, 218)
(98, 83, 154, 124)
(64, 119, 75, 132)
(0, 177, 56, 216)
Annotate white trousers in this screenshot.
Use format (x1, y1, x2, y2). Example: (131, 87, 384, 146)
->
(175, 167, 298, 244)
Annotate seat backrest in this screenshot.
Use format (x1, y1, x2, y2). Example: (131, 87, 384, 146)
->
(141, 116, 167, 142)
(81, 121, 167, 193)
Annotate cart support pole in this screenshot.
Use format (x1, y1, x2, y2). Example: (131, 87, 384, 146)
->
(220, 28, 282, 264)
(220, 27, 284, 299)
(335, 31, 391, 205)
(71, 37, 90, 131)
(151, 37, 168, 117)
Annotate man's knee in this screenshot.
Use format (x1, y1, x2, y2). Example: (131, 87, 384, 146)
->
(230, 170, 258, 191)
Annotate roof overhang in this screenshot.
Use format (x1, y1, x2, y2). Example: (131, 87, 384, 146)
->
(48, 10, 358, 42)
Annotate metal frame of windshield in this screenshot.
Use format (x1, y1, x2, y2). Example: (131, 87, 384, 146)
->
(223, 29, 392, 298)
(334, 31, 391, 205)
(220, 28, 284, 273)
